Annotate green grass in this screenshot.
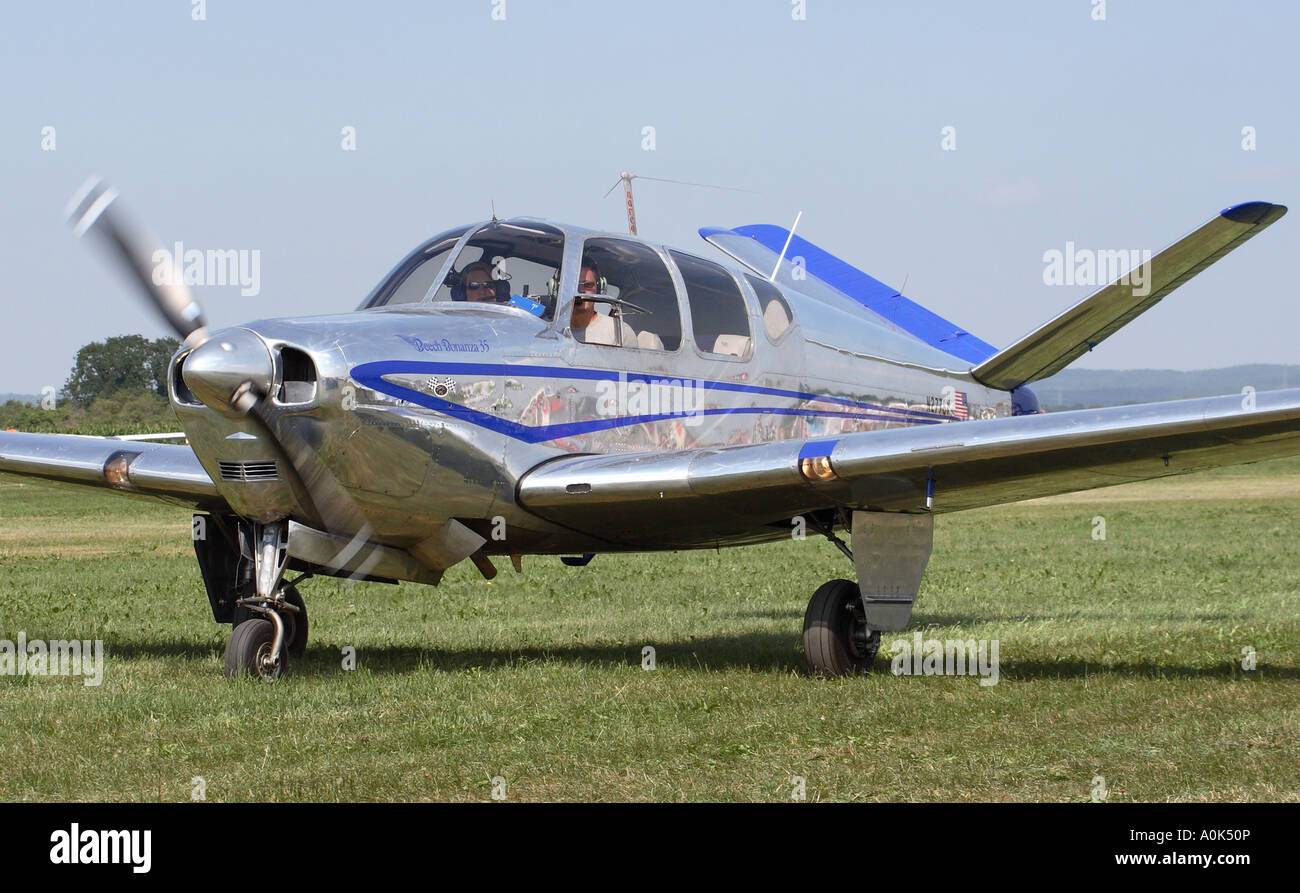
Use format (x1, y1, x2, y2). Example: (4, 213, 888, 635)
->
(0, 458, 1297, 802)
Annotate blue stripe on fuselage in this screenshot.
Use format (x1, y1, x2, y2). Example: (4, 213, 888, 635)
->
(350, 360, 948, 444)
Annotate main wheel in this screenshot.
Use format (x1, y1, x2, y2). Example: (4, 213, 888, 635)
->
(802, 579, 881, 676)
(281, 585, 308, 659)
(225, 617, 285, 680)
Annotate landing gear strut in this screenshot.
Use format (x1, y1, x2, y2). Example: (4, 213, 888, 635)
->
(224, 521, 307, 680)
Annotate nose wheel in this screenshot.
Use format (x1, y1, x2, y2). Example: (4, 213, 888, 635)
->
(226, 586, 305, 679)
(226, 616, 283, 680)
(802, 578, 881, 676)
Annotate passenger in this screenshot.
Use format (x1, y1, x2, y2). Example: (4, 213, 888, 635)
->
(568, 260, 603, 329)
(570, 259, 635, 347)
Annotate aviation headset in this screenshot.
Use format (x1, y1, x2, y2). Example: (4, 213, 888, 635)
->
(548, 259, 607, 299)
(450, 263, 510, 302)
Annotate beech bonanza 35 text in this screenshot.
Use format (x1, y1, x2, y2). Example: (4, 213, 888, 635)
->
(2, 180, 1293, 679)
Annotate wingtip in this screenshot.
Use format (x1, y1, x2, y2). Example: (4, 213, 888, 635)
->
(1220, 201, 1288, 225)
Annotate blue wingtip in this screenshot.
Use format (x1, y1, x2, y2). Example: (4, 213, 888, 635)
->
(1220, 201, 1287, 225)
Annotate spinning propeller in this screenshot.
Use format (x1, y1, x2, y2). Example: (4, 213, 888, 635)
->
(66, 179, 375, 564)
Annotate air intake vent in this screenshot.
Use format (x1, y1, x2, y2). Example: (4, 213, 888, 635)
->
(278, 347, 318, 404)
(172, 352, 202, 406)
(218, 460, 279, 482)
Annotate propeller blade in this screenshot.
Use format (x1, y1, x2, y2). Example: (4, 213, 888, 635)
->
(241, 393, 368, 537)
(242, 393, 384, 578)
(66, 177, 209, 345)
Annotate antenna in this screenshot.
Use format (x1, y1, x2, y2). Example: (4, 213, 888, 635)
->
(769, 211, 803, 281)
(892, 273, 908, 329)
(603, 171, 753, 235)
(490, 200, 498, 223)
(604, 172, 638, 235)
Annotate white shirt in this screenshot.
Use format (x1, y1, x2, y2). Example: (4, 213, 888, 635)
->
(573, 313, 637, 347)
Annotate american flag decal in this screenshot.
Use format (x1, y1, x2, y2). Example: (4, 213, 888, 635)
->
(953, 390, 968, 420)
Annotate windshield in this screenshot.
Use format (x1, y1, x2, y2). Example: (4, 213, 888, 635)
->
(359, 225, 472, 309)
(432, 221, 566, 319)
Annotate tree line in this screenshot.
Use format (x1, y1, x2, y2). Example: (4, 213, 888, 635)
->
(1, 335, 182, 435)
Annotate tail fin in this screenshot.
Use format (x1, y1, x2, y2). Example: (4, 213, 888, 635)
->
(971, 202, 1287, 390)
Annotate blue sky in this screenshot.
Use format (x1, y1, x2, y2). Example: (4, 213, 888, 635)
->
(1, 0, 1295, 392)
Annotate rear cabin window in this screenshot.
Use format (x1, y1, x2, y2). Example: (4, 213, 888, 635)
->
(744, 274, 794, 340)
(670, 250, 752, 358)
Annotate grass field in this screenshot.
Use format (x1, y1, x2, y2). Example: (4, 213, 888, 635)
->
(1, 457, 1297, 802)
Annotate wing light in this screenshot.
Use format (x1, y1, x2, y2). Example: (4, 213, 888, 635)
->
(800, 455, 838, 482)
(103, 451, 140, 490)
(798, 439, 840, 482)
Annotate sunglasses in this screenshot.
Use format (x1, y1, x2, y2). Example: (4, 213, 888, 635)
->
(465, 280, 496, 290)
(578, 280, 600, 291)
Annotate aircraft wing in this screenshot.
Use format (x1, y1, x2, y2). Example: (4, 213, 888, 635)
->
(517, 389, 1300, 546)
(971, 202, 1288, 390)
(0, 430, 225, 511)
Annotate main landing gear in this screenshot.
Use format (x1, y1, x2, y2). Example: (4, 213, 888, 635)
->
(224, 521, 308, 681)
(802, 579, 881, 676)
(800, 511, 935, 677)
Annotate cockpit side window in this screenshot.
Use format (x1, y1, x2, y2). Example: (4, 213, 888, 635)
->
(744, 274, 794, 341)
(670, 250, 752, 359)
(566, 238, 681, 350)
(360, 226, 470, 309)
(431, 222, 566, 318)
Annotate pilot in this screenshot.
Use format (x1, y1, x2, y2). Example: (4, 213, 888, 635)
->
(570, 259, 635, 347)
(460, 261, 504, 303)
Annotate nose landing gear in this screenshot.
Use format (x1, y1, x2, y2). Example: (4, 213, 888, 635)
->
(224, 521, 308, 680)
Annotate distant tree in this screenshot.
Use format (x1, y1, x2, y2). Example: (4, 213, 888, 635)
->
(62, 335, 180, 405)
(81, 389, 175, 429)
(1, 390, 177, 435)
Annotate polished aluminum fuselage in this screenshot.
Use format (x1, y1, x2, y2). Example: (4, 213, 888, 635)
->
(170, 220, 1010, 555)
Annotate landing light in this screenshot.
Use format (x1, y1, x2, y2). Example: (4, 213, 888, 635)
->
(800, 455, 838, 482)
(103, 451, 139, 489)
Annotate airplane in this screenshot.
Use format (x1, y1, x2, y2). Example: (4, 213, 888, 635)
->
(1, 180, 1295, 680)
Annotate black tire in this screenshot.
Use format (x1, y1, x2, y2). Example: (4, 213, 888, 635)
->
(282, 585, 308, 659)
(802, 579, 881, 677)
(225, 617, 285, 680)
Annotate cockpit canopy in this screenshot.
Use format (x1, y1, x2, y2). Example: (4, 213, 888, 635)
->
(360, 219, 796, 357)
